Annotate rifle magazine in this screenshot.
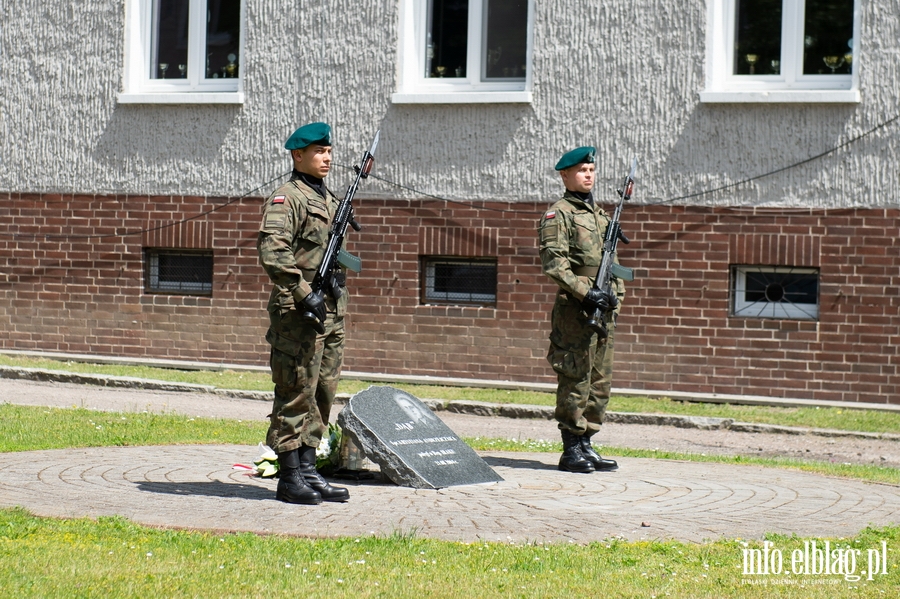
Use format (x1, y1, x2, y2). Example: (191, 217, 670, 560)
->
(610, 263, 635, 282)
(337, 249, 362, 273)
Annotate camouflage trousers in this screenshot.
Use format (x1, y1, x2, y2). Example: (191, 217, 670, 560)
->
(264, 307, 345, 453)
(546, 295, 615, 437)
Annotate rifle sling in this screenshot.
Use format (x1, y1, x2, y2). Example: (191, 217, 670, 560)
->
(571, 264, 635, 282)
(571, 266, 599, 277)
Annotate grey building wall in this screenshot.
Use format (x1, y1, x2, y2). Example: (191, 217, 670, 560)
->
(1, 0, 898, 207)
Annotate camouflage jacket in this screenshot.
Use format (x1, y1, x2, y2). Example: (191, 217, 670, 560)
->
(257, 171, 348, 316)
(538, 191, 625, 305)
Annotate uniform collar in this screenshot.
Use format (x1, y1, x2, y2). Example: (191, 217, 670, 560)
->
(291, 170, 327, 199)
(563, 190, 595, 210)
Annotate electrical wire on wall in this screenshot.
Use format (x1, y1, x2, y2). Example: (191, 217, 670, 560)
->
(2, 112, 897, 241)
(1, 172, 291, 242)
(657, 112, 900, 206)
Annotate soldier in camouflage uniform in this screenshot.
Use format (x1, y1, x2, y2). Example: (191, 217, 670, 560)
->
(257, 122, 350, 504)
(538, 146, 624, 474)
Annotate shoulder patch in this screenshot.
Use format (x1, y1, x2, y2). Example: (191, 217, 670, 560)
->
(272, 195, 285, 204)
(539, 210, 559, 244)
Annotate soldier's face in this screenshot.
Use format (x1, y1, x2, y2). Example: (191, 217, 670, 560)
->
(293, 145, 332, 178)
(560, 162, 595, 193)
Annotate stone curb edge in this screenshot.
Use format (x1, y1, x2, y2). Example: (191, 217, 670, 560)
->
(0, 366, 278, 402)
(3, 366, 899, 443)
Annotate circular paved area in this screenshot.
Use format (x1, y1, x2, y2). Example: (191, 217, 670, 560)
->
(1, 444, 898, 543)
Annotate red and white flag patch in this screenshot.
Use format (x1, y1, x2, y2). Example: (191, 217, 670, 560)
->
(545, 211, 556, 219)
(272, 195, 285, 204)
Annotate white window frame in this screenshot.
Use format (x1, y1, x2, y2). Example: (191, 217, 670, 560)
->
(732, 266, 819, 320)
(393, 0, 534, 104)
(701, 0, 860, 103)
(119, 0, 245, 105)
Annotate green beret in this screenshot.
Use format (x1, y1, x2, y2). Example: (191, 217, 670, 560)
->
(555, 146, 596, 171)
(284, 122, 332, 150)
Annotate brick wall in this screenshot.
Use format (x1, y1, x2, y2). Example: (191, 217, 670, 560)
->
(0, 192, 270, 364)
(617, 206, 899, 404)
(344, 199, 553, 382)
(1, 192, 897, 404)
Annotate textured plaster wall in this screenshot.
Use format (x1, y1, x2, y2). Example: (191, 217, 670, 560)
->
(1, 1, 898, 207)
(0, 1, 398, 198)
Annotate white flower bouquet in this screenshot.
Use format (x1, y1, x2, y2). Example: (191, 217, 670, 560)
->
(251, 424, 343, 478)
(316, 422, 343, 473)
(252, 443, 279, 478)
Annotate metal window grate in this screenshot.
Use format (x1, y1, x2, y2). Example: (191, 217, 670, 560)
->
(422, 257, 497, 306)
(732, 265, 819, 320)
(145, 249, 213, 295)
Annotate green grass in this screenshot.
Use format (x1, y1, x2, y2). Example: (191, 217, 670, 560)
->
(0, 507, 897, 598)
(0, 354, 274, 391)
(2, 353, 900, 434)
(0, 404, 264, 453)
(2, 356, 900, 597)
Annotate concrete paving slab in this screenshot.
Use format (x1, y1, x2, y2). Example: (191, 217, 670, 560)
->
(1, 444, 899, 543)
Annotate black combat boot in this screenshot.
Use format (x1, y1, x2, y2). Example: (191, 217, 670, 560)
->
(298, 445, 350, 502)
(558, 430, 595, 473)
(276, 449, 322, 505)
(580, 434, 619, 471)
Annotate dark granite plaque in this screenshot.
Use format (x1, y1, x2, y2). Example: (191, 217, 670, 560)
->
(336, 385, 503, 489)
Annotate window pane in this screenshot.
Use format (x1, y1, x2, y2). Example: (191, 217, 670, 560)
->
(803, 0, 854, 75)
(733, 266, 819, 320)
(483, 0, 528, 80)
(151, 0, 190, 79)
(733, 0, 782, 75)
(423, 258, 497, 305)
(745, 270, 817, 304)
(432, 263, 494, 296)
(206, 0, 242, 79)
(147, 250, 213, 295)
(426, 0, 469, 78)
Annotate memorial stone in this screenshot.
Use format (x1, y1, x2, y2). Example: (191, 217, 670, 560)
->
(337, 385, 503, 489)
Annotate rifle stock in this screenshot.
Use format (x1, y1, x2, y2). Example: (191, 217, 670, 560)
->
(585, 157, 637, 338)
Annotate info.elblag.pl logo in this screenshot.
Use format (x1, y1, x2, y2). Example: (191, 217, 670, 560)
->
(742, 540, 890, 583)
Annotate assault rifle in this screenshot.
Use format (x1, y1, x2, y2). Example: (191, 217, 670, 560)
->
(301, 130, 380, 334)
(585, 157, 637, 338)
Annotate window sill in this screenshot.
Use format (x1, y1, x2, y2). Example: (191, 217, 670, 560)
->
(699, 89, 860, 103)
(415, 304, 497, 318)
(391, 91, 532, 104)
(117, 91, 245, 105)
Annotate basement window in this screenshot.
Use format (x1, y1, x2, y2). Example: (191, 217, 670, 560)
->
(421, 257, 497, 306)
(145, 249, 213, 295)
(732, 265, 819, 320)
